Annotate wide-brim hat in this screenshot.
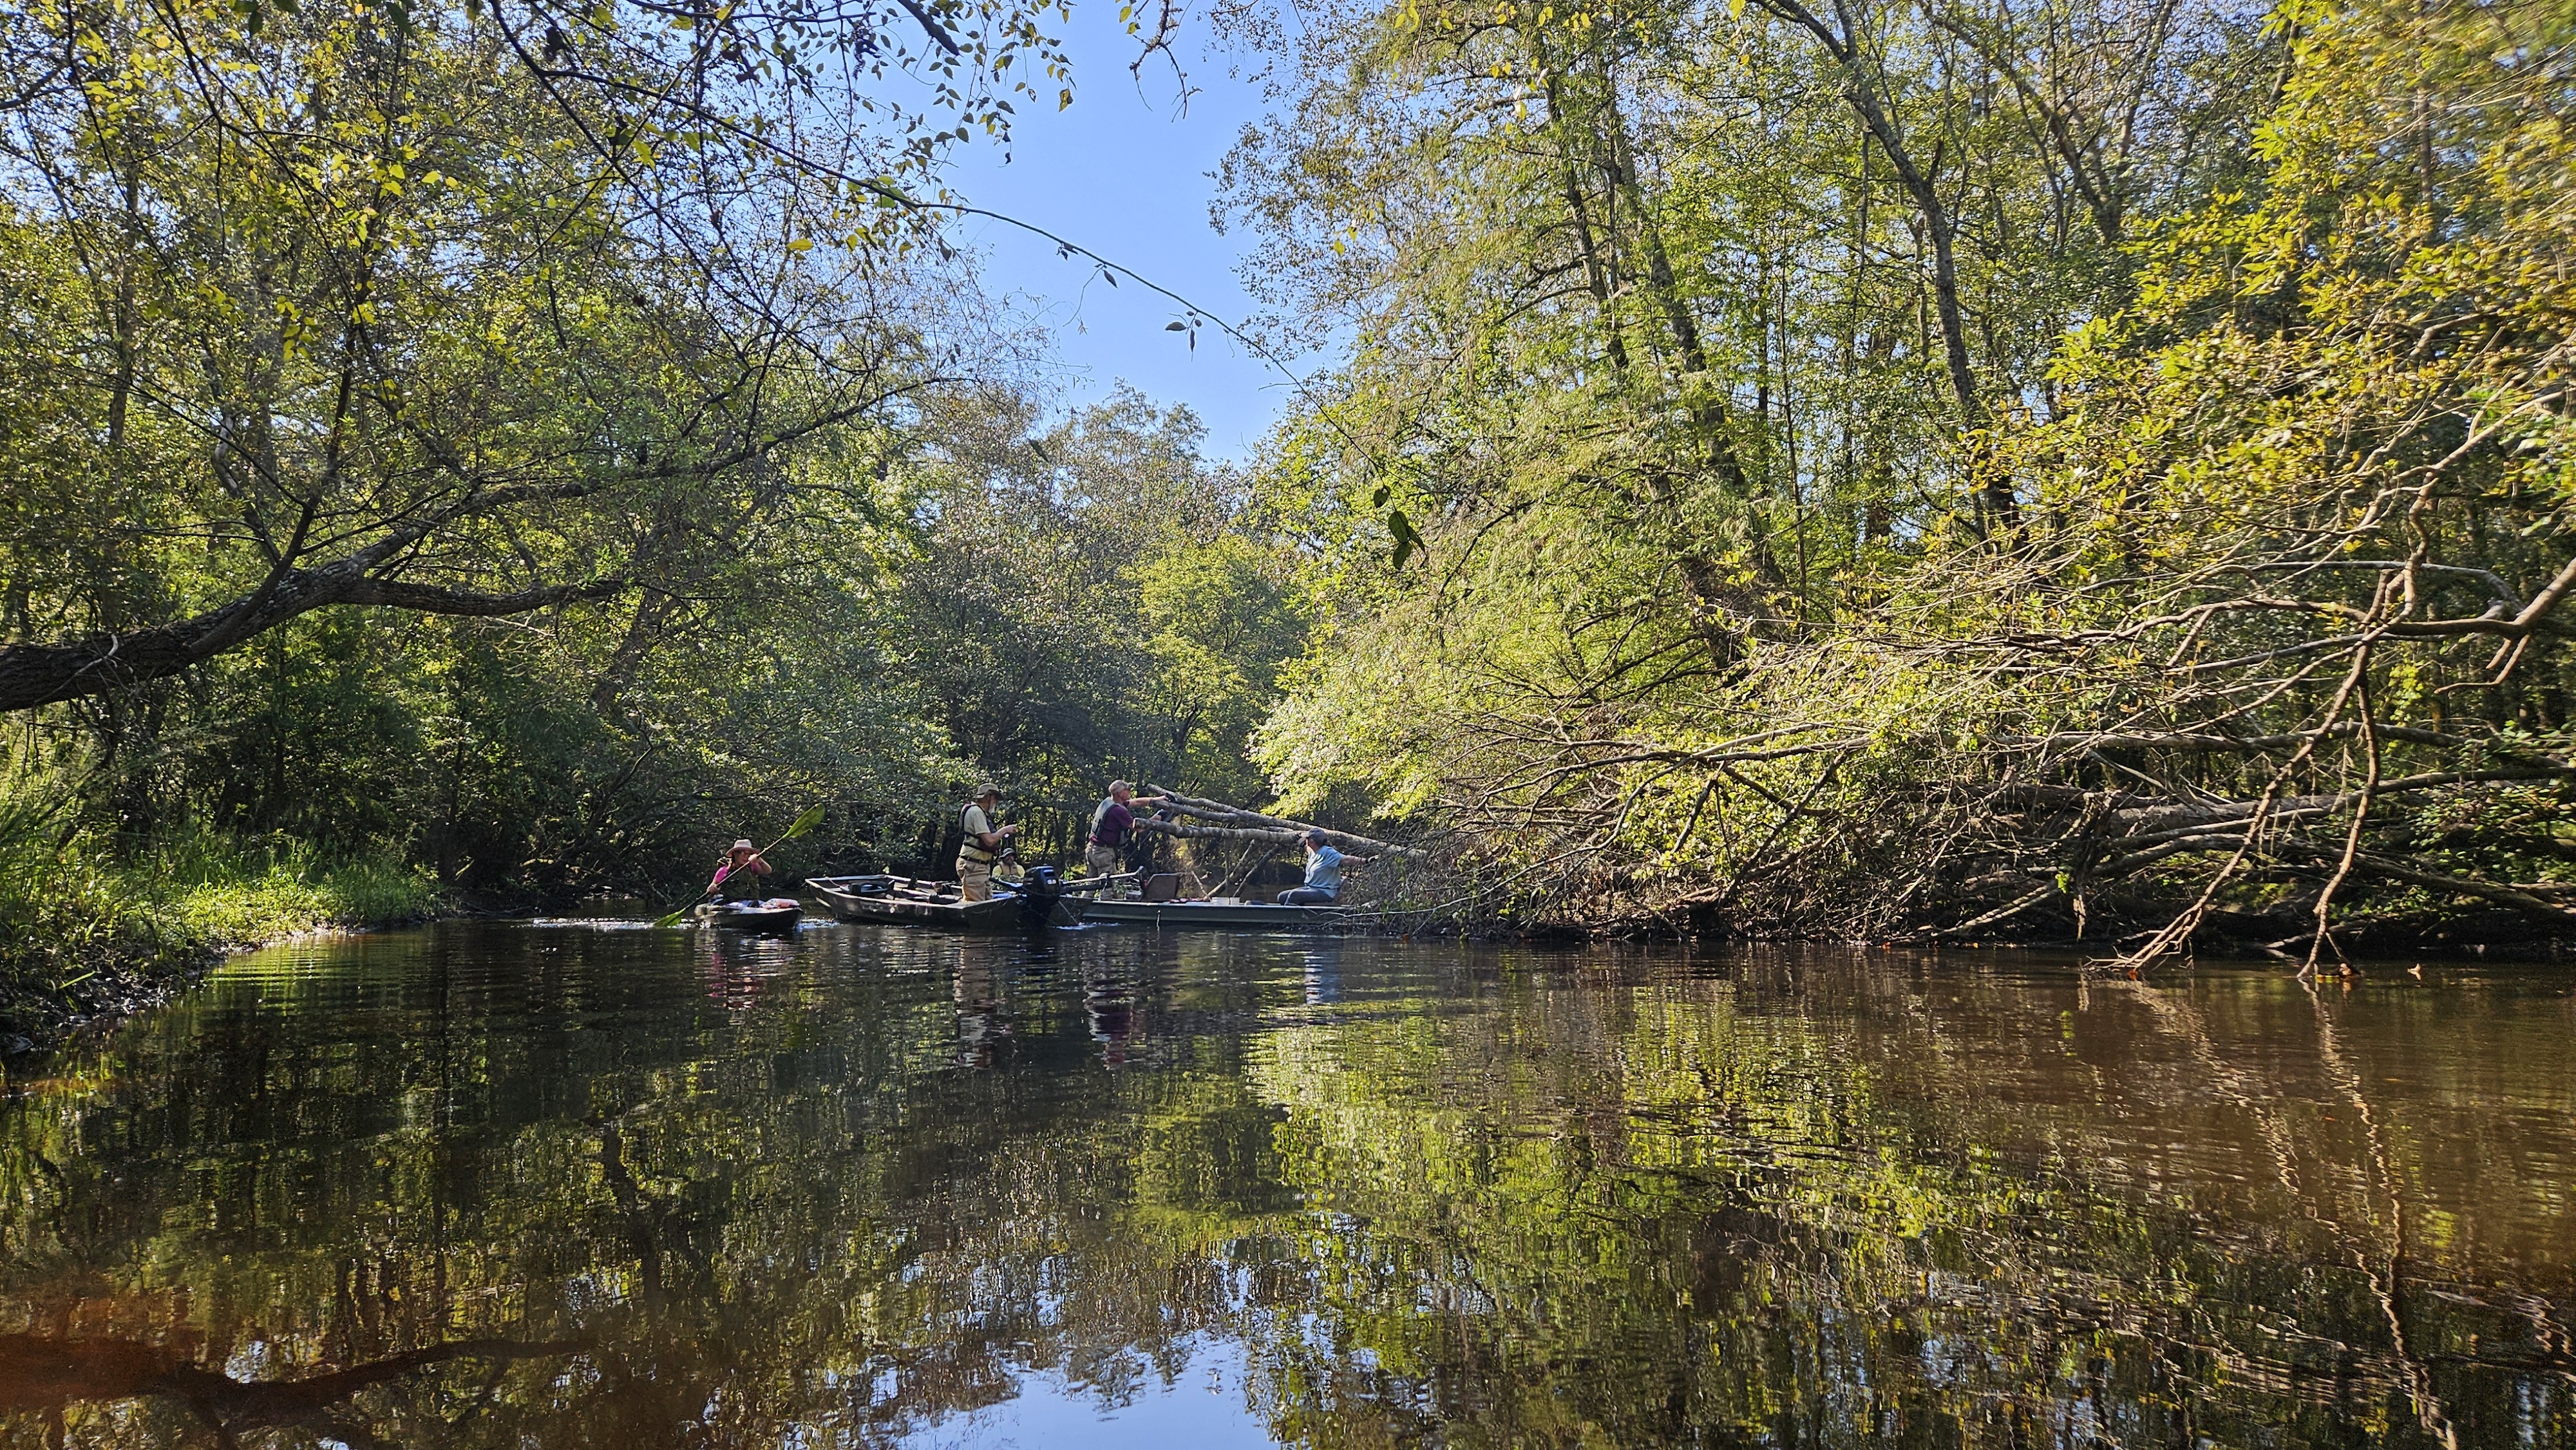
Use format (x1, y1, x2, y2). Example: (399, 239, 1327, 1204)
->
(730, 839, 756, 852)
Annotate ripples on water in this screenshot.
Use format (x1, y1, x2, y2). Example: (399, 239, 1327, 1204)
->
(0, 922, 2570, 1447)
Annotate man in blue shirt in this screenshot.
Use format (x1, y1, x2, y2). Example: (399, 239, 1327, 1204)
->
(1278, 831, 1347, 906)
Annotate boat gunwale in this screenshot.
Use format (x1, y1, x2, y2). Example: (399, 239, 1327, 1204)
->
(1079, 898, 1359, 930)
(807, 874, 1030, 930)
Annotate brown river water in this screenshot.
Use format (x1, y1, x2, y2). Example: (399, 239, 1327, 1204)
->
(0, 920, 2570, 1447)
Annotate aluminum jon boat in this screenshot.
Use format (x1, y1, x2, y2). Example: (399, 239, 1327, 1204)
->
(1080, 897, 1352, 930)
(807, 874, 1067, 930)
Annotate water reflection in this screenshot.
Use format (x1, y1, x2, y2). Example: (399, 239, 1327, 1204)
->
(0, 925, 2570, 1448)
(697, 928, 801, 1014)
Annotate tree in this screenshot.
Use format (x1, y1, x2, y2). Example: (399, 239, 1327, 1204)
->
(1235, 0, 2576, 957)
(1133, 531, 1310, 800)
(0, 0, 1059, 712)
(888, 387, 1311, 858)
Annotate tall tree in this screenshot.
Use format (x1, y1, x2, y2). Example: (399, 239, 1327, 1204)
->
(0, 0, 1059, 711)
(1233, 0, 2576, 957)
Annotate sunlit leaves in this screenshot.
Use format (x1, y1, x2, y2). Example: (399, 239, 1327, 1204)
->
(1230, 0, 2576, 937)
(1385, 508, 1423, 570)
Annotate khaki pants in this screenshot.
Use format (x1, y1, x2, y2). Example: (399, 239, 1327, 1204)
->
(1084, 843, 1121, 878)
(957, 856, 994, 901)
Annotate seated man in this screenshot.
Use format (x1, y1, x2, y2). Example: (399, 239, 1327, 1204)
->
(1278, 831, 1347, 906)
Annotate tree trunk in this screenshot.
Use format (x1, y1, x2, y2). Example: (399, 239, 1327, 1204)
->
(0, 563, 630, 713)
(1757, 0, 2018, 527)
(1139, 787, 1426, 860)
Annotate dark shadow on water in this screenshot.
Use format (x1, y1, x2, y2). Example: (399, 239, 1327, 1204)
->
(0, 1332, 585, 1446)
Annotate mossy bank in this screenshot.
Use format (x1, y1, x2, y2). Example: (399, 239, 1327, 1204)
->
(0, 833, 440, 1062)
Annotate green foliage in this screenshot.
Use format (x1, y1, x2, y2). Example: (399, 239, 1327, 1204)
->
(892, 386, 1313, 856)
(0, 0, 1315, 919)
(0, 0, 958, 892)
(0, 785, 151, 1006)
(1132, 532, 1312, 794)
(0, 792, 438, 1036)
(1236, 0, 2576, 952)
(138, 835, 438, 946)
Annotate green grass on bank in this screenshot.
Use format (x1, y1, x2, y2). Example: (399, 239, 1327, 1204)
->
(1, 816, 440, 1035)
(128, 831, 440, 946)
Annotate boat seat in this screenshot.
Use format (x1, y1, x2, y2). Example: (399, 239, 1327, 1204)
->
(1142, 872, 1182, 902)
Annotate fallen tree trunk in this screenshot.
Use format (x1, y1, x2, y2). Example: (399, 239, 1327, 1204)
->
(1133, 819, 1313, 849)
(1137, 787, 1426, 860)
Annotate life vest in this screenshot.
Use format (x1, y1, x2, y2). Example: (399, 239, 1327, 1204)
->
(959, 804, 998, 863)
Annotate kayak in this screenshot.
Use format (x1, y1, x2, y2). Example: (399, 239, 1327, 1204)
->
(693, 899, 804, 933)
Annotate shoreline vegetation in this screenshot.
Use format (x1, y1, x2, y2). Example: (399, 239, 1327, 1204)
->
(1215, 0, 2576, 965)
(0, 831, 440, 1061)
(5, 807, 2561, 1063)
(3, 0, 2573, 994)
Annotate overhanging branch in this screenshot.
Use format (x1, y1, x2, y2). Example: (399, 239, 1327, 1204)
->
(0, 565, 633, 712)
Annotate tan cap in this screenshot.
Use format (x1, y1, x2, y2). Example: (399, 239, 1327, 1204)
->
(972, 783, 1002, 800)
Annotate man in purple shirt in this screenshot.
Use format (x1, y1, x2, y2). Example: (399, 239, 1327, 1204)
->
(1085, 780, 1168, 877)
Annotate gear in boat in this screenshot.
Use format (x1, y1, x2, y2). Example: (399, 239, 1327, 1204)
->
(809, 867, 1356, 931)
(808, 869, 1084, 930)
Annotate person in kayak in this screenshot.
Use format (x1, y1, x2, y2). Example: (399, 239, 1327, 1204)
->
(1084, 780, 1168, 878)
(1278, 831, 1347, 906)
(958, 785, 1019, 902)
(708, 839, 772, 903)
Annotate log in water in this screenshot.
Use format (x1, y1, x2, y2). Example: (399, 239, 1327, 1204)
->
(0, 921, 2568, 1447)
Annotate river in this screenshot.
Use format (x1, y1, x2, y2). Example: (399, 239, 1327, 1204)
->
(0, 920, 2569, 1447)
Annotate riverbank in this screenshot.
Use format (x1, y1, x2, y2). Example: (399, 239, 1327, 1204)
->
(0, 840, 440, 1062)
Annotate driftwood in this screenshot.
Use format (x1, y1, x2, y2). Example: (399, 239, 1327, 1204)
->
(1135, 787, 1425, 861)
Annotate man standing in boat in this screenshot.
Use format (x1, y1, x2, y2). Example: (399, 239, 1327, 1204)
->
(709, 839, 772, 901)
(1278, 830, 1349, 906)
(958, 785, 1019, 902)
(1084, 780, 1168, 879)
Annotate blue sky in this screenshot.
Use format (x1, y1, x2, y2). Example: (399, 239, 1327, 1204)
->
(934, 10, 1299, 462)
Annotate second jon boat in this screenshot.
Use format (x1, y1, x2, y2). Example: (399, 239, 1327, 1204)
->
(808, 873, 1065, 930)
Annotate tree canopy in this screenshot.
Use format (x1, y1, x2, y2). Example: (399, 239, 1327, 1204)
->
(6, 0, 2571, 958)
(0, 0, 1060, 711)
(1229, 0, 2576, 959)
(0, 0, 1320, 903)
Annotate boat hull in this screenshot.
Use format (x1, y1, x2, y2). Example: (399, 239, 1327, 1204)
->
(694, 900, 804, 933)
(1081, 898, 1352, 930)
(808, 876, 1036, 930)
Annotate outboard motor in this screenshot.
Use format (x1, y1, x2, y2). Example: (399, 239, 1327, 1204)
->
(1016, 865, 1077, 928)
